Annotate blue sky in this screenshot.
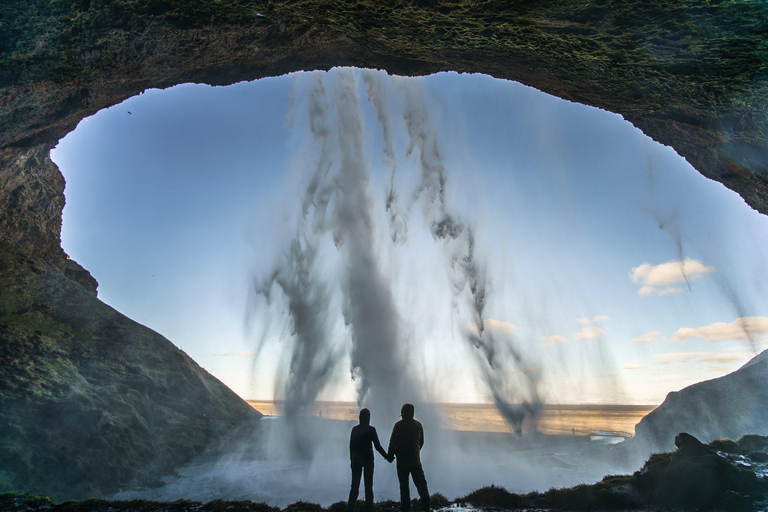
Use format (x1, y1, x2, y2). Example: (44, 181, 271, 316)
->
(51, 68, 768, 405)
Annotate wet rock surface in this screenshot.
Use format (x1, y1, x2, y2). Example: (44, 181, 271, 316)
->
(0, 243, 261, 500)
(2, 1, 768, 264)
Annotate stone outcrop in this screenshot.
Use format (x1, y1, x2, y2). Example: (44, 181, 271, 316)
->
(0, 242, 261, 499)
(632, 433, 768, 510)
(459, 433, 768, 511)
(2, 1, 768, 264)
(635, 350, 768, 451)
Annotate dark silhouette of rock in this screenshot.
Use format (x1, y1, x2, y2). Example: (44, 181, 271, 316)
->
(635, 350, 768, 451)
(0, 243, 261, 499)
(457, 434, 768, 510)
(2, 1, 768, 271)
(634, 433, 768, 510)
(675, 432, 716, 457)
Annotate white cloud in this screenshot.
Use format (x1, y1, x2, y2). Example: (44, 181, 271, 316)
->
(630, 258, 715, 296)
(624, 363, 648, 370)
(671, 317, 768, 343)
(632, 331, 662, 345)
(216, 351, 255, 358)
(485, 318, 517, 333)
(653, 352, 706, 365)
(467, 318, 517, 334)
(576, 317, 590, 325)
(541, 335, 567, 346)
(574, 326, 605, 340)
(651, 350, 751, 366)
(700, 353, 749, 364)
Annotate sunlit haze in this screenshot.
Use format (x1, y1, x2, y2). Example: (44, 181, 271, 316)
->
(52, 68, 768, 408)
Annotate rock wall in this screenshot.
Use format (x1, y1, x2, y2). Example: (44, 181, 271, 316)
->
(2, 1, 768, 249)
(0, 243, 261, 499)
(635, 350, 768, 451)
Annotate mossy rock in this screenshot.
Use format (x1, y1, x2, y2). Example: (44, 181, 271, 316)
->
(458, 484, 526, 509)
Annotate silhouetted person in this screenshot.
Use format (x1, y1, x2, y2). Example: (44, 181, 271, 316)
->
(348, 408, 389, 512)
(388, 403, 430, 512)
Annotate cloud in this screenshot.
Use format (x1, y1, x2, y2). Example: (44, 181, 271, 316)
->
(630, 258, 715, 296)
(576, 317, 590, 325)
(485, 318, 518, 333)
(671, 317, 768, 343)
(624, 363, 648, 370)
(653, 352, 703, 364)
(632, 331, 662, 345)
(541, 335, 567, 346)
(467, 318, 517, 334)
(638, 286, 655, 297)
(700, 353, 748, 363)
(574, 326, 605, 340)
(651, 351, 750, 366)
(216, 351, 255, 358)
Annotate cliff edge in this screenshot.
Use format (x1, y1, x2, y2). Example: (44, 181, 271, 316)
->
(0, 243, 261, 499)
(635, 349, 768, 452)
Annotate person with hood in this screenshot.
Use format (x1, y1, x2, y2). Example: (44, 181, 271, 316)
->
(348, 408, 389, 512)
(387, 403, 430, 512)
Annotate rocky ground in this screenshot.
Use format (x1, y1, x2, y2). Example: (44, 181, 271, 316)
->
(2, 433, 767, 511)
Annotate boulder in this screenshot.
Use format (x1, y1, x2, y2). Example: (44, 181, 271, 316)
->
(634, 433, 768, 510)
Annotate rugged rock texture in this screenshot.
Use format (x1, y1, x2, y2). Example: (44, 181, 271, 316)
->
(635, 349, 768, 451)
(0, 145, 66, 265)
(459, 434, 768, 511)
(0, 243, 261, 499)
(1, 0, 768, 261)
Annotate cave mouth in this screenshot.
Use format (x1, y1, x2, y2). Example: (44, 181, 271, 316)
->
(51, 67, 768, 414)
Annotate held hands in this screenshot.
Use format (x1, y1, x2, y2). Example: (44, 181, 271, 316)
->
(385, 453, 394, 463)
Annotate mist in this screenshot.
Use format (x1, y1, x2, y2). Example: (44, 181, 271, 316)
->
(52, 65, 768, 506)
(249, 68, 547, 442)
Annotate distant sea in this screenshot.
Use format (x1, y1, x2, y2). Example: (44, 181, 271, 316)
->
(247, 400, 656, 437)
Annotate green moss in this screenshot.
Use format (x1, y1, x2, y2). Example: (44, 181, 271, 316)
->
(709, 437, 739, 453)
(457, 484, 525, 508)
(284, 502, 324, 512)
(642, 450, 675, 469)
(1, 0, 767, 211)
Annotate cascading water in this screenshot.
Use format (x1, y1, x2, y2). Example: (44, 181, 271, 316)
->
(252, 68, 542, 444)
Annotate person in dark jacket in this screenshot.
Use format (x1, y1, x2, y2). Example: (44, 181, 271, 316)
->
(388, 403, 430, 512)
(348, 408, 389, 512)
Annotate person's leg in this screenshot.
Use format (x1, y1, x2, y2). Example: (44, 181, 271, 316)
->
(397, 465, 411, 512)
(348, 461, 363, 512)
(411, 465, 430, 511)
(363, 461, 375, 512)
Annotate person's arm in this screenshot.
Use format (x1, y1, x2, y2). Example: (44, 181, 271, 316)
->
(372, 428, 388, 459)
(387, 424, 398, 462)
(417, 421, 424, 450)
